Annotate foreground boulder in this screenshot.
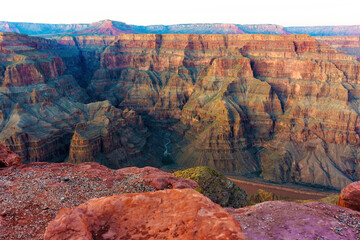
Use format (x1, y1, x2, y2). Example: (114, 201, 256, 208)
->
(173, 166, 247, 208)
(0, 143, 21, 168)
(227, 201, 360, 239)
(45, 189, 245, 240)
(338, 181, 360, 212)
(0, 162, 198, 239)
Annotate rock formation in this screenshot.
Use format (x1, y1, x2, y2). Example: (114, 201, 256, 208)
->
(173, 166, 247, 208)
(85, 33, 360, 189)
(0, 162, 198, 239)
(1, 32, 360, 189)
(44, 189, 245, 240)
(338, 181, 360, 212)
(0, 33, 159, 168)
(316, 36, 360, 61)
(0, 142, 21, 167)
(227, 201, 360, 239)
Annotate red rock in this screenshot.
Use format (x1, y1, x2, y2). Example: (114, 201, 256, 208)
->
(227, 201, 360, 240)
(0, 162, 198, 239)
(338, 181, 360, 212)
(0, 143, 21, 167)
(44, 189, 245, 240)
(117, 166, 199, 190)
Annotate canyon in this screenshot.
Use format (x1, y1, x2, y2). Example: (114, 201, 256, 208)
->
(1, 29, 360, 190)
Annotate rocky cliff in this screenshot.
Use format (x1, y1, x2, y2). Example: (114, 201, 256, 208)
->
(1, 32, 360, 189)
(0, 33, 159, 168)
(84, 34, 360, 189)
(316, 36, 360, 61)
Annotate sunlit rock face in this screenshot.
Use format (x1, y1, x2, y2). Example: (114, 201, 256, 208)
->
(0, 162, 198, 239)
(44, 189, 245, 240)
(338, 181, 360, 212)
(85, 34, 360, 189)
(1, 32, 360, 189)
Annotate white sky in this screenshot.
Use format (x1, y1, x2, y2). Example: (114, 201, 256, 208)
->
(2, 0, 359, 26)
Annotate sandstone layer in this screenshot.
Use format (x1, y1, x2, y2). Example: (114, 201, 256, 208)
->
(316, 36, 360, 61)
(0, 33, 159, 168)
(338, 181, 360, 212)
(0, 162, 198, 239)
(85, 33, 360, 189)
(44, 189, 245, 240)
(227, 201, 360, 239)
(1, 32, 360, 189)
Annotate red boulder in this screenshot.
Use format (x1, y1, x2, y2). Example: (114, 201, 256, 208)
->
(338, 181, 360, 212)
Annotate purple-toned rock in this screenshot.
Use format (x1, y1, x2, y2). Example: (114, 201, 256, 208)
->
(227, 201, 360, 240)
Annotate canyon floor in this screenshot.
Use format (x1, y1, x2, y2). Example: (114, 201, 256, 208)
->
(227, 176, 338, 200)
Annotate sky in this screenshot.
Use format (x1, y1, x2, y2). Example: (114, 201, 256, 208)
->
(2, 0, 359, 26)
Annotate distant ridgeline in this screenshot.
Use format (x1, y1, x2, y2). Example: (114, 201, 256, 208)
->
(2, 19, 360, 36)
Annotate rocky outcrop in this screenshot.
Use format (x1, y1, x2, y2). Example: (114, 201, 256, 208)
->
(0, 162, 198, 239)
(227, 201, 360, 239)
(68, 105, 149, 168)
(0, 142, 21, 167)
(338, 181, 360, 212)
(173, 166, 247, 208)
(44, 189, 245, 240)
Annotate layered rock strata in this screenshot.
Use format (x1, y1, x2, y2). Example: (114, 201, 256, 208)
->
(0, 33, 155, 167)
(86, 34, 360, 189)
(1, 32, 360, 189)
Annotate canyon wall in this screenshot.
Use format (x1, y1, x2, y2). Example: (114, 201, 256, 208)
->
(0, 33, 159, 168)
(1, 32, 360, 189)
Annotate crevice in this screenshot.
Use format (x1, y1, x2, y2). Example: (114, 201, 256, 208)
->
(72, 36, 89, 88)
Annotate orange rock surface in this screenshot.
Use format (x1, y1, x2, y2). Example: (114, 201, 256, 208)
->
(0, 163, 198, 239)
(338, 181, 360, 212)
(44, 189, 245, 240)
